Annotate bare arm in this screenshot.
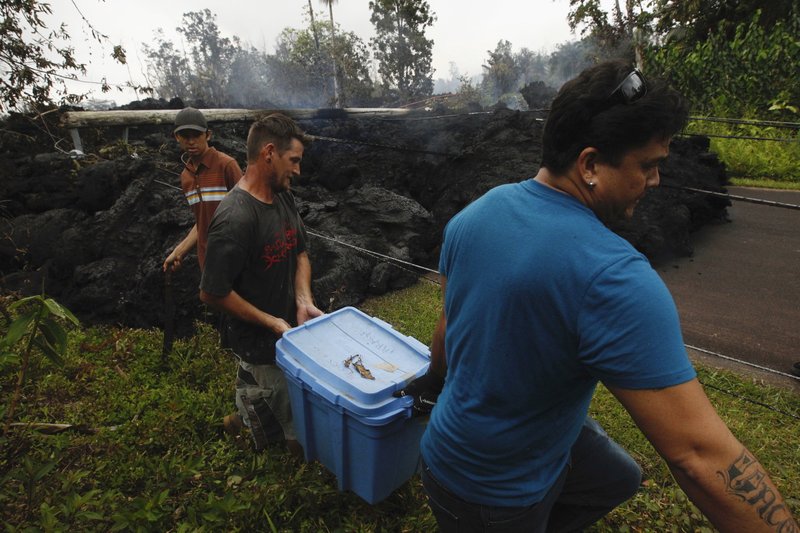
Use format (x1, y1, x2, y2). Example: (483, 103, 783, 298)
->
(294, 251, 323, 325)
(200, 288, 290, 336)
(609, 379, 798, 532)
(163, 225, 198, 272)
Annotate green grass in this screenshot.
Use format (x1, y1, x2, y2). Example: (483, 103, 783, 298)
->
(729, 177, 800, 190)
(685, 118, 800, 185)
(1, 283, 798, 532)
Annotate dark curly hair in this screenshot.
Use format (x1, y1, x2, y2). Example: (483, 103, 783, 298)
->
(541, 60, 689, 175)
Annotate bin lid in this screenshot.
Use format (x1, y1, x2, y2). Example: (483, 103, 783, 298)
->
(276, 307, 430, 417)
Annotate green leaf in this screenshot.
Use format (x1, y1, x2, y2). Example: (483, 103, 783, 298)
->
(0, 351, 20, 367)
(264, 509, 279, 533)
(39, 319, 68, 354)
(33, 337, 65, 366)
(4, 312, 36, 346)
(34, 460, 58, 481)
(44, 298, 80, 326)
(39, 501, 59, 529)
(8, 295, 41, 311)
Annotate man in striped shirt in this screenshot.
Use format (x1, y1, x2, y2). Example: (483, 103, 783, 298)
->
(163, 107, 243, 272)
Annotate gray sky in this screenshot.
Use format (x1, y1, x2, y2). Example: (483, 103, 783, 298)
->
(51, 0, 586, 105)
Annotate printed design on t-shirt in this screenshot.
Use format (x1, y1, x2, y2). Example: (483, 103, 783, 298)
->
(261, 224, 299, 270)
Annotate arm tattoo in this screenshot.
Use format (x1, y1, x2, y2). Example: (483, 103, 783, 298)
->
(717, 449, 798, 532)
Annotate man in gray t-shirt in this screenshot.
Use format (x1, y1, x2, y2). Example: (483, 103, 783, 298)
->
(200, 114, 322, 455)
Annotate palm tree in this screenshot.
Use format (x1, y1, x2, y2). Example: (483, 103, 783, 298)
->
(307, 0, 320, 51)
(320, 0, 340, 107)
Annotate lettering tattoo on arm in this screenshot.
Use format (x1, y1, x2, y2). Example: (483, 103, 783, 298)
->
(717, 449, 798, 532)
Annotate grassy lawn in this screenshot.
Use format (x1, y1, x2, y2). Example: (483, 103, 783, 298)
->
(1, 281, 798, 531)
(729, 177, 800, 190)
(685, 118, 800, 188)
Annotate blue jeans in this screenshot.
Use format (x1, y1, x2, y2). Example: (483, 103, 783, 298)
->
(420, 418, 642, 533)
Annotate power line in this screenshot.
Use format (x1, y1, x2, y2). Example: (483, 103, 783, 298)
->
(680, 132, 798, 143)
(306, 229, 440, 279)
(154, 179, 181, 191)
(661, 183, 800, 211)
(688, 115, 800, 130)
(687, 344, 800, 382)
(445, 109, 800, 130)
(701, 382, 799, 421)
(309, 134, 456, 157)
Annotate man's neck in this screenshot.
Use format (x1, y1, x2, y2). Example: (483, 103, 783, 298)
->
(238, 167, 275, 204)
(534, 168, 588, 206)
(185, 146, 211, 167)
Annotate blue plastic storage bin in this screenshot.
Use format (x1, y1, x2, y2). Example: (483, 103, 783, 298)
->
(276, 306, 430, 504)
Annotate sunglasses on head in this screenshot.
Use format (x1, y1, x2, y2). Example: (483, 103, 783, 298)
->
(609, 68, 647, 104)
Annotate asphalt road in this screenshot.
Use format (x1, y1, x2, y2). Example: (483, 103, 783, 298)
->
(655, 187, 800, 392)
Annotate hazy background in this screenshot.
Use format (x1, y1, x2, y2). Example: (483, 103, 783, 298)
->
(49, 0, 590, 105)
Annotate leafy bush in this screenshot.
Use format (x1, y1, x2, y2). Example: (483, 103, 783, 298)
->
(647, 8, 800, 184)
(649, 10, 800, 122)
(1, 294, 80, 433)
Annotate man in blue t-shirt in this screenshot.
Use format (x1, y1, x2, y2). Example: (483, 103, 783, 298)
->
(397, 61, 797, 532)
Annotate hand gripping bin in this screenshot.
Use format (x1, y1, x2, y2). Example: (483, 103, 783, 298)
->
(275, 306, 430, 504)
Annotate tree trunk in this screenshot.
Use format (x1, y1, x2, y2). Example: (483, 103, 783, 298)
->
(307, 0, 320, 51)
(328, 2, 340, 107)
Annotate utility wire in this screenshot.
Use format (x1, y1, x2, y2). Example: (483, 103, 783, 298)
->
(357, 104, 799, 130)
(154, 179, 181, 191)
(661, 183, 800, 211)
(155, 164, 183, 177)
(681, 132, 798, 143)
(381, 110, 498, 121)
(688, 116, 800, 129)
(306, 229, 440, 279)
(309, 134, 455, 157)
(687, 344, 800, 382)
(701, 382, 800, 421)
(373, 109, 799, 142)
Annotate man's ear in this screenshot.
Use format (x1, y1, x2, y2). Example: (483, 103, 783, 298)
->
(205, 130, 212, 141)
(577, 147, 600, 178)
(262, 143, 276, 159)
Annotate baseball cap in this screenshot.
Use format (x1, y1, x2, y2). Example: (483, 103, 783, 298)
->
(174, 107, 208, 134)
